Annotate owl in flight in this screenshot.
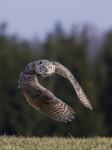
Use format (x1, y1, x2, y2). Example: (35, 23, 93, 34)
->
(18, 59, 92, 123)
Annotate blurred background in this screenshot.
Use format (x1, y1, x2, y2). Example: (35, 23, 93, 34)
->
(0, 0, 112, 137)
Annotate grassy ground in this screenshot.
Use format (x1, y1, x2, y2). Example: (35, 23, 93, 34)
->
(0, 136, 112, 150)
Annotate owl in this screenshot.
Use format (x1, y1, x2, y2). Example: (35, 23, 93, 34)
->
(18, 59, 92, 123)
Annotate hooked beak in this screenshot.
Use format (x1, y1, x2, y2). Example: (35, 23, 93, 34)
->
(36, 73, 42, 77)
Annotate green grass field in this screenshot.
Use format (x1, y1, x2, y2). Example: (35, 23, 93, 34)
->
(0, 136, 112, 150)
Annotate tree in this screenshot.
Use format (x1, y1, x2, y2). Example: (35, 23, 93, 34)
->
(0, 23, 110, 137)
(96, 31, 112, 135)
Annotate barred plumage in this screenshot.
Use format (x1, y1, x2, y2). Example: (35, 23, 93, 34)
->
(18, 59, 92, 123)
(53, 61, 92, 110)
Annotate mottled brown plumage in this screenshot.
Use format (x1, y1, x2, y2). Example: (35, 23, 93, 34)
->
(53, 62, 92, 110)
(19, 72, 75, 122)
(18, 59, 92, 123)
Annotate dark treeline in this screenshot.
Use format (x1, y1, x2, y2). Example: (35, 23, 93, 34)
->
(0, 23, 112, 137)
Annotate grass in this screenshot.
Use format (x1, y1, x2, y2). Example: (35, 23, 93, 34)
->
(0, 136, 112, 150)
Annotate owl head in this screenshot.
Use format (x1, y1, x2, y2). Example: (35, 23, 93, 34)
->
(34, 59, 55, 77)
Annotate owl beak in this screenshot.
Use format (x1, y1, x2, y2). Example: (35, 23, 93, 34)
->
(36, 73, 41, 77)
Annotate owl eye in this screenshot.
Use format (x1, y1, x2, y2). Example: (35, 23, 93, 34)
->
(38, 61, 42, 65)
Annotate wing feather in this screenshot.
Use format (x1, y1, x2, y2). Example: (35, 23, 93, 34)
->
(53, 61, 92, 110)
(22, 83, 75, 123)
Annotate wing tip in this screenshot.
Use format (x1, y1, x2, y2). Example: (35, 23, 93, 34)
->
(88, 104, 93, 110)
(90, 106, 93, 110)
(61, 111, 75, 123)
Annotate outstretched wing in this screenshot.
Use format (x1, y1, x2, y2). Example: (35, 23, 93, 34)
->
(22, 82, 75, 123)
(53, 61, 92, 110)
